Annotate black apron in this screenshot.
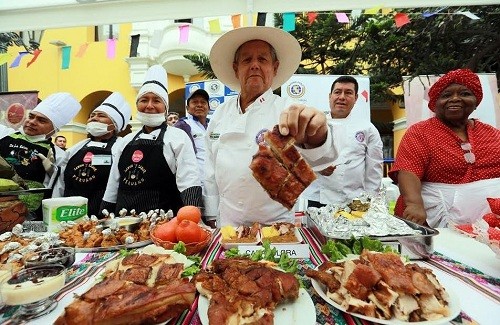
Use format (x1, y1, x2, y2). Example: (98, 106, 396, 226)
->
(64, 137, 117, 217)
(116, 125, 183, 215)
(0, 133, 54, 220)
(0, 133, 51, 183)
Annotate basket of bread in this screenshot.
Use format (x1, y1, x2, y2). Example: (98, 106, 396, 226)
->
(150, 206, 212, 255)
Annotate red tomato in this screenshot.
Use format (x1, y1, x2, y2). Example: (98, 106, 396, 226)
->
(175, 220, 203, 244)
(154, 218, 178, 242)
(177, 206, 202, 224)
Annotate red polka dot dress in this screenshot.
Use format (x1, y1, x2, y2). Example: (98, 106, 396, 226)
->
(389, 117, 500, 216)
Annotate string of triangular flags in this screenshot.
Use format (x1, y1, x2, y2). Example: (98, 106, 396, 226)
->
(2, 7, 482, 70)
(3, 37, 117, 70)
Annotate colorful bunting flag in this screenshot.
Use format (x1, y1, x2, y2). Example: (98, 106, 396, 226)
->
(283, 13, 296, 32)
(10, 52, 28, 68)
(209, 19, 221, 33)
(75, 43, 89, 58)
(361, 90, 369, 102)
(335, 13, 349, 24)
(394, 13, 411, 28)
(231, 14, 241, 29)
(382, 8, 393, 15)
(179, 25, 189, 43)
(106, 39, 117, 59)
(150, 30, 162, 49)
(257, 13, 267, 26)
(351, 9, 362, 20)
(61, 46, 71, 69)
(459, 11, 480, 20)
(307, 12, 318, 25)
(0, 53, 11, 66)
(27, 49, 42, 67)
(364, 7, 380, 15)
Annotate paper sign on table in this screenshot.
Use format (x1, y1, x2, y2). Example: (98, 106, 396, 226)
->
(238, 244, 309, 259)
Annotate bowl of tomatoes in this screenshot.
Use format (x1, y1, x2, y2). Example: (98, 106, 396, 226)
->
(150, 206, 212, 255)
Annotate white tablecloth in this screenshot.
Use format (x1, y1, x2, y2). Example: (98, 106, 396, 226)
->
(418, 228, 500, 325)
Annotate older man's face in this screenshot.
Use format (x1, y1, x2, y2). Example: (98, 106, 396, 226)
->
(233, 40, 278, 96)
(23, 112, 55, 137)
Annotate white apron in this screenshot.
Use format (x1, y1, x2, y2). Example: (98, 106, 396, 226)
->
(422, 178, 500, 228)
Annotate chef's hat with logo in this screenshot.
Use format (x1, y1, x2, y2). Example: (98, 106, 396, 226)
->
(32, 92, 81, 131)
(136, 64, 169, 107)
(93, 92, 132, 131)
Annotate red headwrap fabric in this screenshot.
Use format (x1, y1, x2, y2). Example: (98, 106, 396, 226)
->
(427, 68, 483, 111)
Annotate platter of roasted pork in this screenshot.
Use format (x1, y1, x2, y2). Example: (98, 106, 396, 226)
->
(195, 258, 315, 325)
(306, 250, 460, 324)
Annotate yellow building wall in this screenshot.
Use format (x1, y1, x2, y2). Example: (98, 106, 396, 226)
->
(6, 23, 192, 146)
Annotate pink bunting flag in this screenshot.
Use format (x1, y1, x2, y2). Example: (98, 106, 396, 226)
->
(307, 12, 318, 25)
(75, 43, 89, 58)
(179, 25, 189, 44)
(361, 90, 369, 102)
(9, 52, 28, 68)
(335, 13, 349, 23)
(27, 49, 42, 67)
(394, 13, 410, 28)
(106, 38, 117, 59)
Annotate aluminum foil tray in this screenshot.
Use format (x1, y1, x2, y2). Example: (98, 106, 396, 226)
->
(306, 213, 439, 260)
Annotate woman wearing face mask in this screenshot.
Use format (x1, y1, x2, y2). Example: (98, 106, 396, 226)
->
(101, 65, 202, 216)
(52, 92, 131, 217)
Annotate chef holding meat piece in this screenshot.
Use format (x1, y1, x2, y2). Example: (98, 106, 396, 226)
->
(203, 26, 339, 227)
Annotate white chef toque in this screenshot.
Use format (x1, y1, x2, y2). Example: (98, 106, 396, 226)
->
(93, 92, 132, 131)
(32, 92, 81, 131)
(136, 64, 169, 107)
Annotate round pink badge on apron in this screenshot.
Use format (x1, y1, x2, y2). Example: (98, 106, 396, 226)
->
(132, 150, 143, 163)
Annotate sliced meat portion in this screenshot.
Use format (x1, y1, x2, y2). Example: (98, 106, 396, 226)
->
(250, 125, 316, 210)
(121, 266, 151, 284)
(155, 262, 184, 285)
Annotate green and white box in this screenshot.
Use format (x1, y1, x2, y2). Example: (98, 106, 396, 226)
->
(42, 196, 88, 232)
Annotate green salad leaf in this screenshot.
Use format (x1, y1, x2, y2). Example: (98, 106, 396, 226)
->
(322, 236, 398, 262)
(173, 241, 186, 254)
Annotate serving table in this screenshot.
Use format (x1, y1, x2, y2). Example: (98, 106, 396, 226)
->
(1, 226, 498, 325)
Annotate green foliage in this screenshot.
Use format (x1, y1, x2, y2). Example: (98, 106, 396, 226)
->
(185, 6, 499, 103)
(183, 54, 216, 79)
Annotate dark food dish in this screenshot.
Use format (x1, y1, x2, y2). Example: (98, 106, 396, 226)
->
(24, 247, 75, 268)
(250, 125, 316, 210)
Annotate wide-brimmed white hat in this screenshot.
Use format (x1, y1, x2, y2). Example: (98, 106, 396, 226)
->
(209, 26, 302, 92)
(93, 92, 132, 131)
(136, 64, 169, 107)
(32, 92, 81, 131)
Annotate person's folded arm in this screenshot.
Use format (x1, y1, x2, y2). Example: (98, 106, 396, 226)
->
(397, 170, 427, 225)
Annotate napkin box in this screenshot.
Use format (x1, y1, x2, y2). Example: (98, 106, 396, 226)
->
(42, 196, 88, 232)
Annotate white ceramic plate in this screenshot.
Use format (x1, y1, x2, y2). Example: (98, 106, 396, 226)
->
(198, 288, 315, 325)
(311, 276, 460, 325)
(263, 228, 303, 245)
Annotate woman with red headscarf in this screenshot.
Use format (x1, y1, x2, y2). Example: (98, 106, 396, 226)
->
(389, 69, 500, 228)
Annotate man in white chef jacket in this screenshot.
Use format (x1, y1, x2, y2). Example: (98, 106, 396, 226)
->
(203, 26, 340, 227)
(303, 76, 383, 207)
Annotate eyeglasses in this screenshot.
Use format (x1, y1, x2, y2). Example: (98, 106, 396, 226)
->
(460, 142, 475, 164)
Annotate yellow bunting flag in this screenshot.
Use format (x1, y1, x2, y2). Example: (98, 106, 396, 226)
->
(364, 7, 381, 15)
(209, 19, 221, 33)
(382, 8, 393, 15)
(0, 53, 11, 65)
